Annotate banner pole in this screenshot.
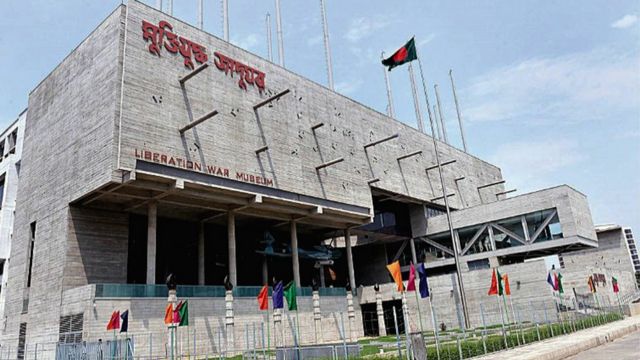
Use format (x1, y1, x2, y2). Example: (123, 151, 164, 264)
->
(427, 297, 440, 360)
(415, 52, 469, 329)
(496, 295, 508, 348)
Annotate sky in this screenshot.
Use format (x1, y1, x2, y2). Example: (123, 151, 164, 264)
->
(0, 1, 638, 244)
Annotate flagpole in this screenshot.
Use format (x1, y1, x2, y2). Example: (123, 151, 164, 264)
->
(381, 51, 395, 118)
(266, 311, 271, 355)
(427, 297, 440, 360)
(496, 294, 508, 348)
(415, 52, 470, 329)
(408, 63, 425, 133)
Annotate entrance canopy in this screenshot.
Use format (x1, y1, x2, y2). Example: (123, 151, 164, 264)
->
(74, 162, 372, 229)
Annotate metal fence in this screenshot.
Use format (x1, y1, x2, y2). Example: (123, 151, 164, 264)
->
(0, 296, 626, 360)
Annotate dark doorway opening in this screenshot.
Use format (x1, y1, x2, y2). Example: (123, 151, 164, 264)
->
(382, 300, 404, 335)
(360, 303, 379, 337)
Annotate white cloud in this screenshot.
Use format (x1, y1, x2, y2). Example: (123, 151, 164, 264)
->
(232, 34, 259, 51)
(335, 79, 364, 95)
(417, 33, 436, 47)
(462, 47, 640, 124)
(611, 14, 638, 29)
(489, 140, 586, 191)
(345, 17, 392, 42)
(306, 35, 323, 47)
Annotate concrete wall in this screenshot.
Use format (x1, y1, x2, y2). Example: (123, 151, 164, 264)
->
(117, 1, 503, 213)
(423, 186, 596, 242)
(0, 6, 125, 348)
(359, 259, 554, 330)
(561, 227, 639, 305)
(60, 285, 362, 358)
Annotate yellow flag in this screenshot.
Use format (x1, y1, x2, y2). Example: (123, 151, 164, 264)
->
(386, 260, 404, 292)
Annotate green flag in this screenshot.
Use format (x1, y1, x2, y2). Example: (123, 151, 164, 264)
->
(178, 300, 189, 326)
(381, 37, 418, 71)
(283, 281, 297, 311)
(557, 273, 564, 294)
(496, 269, 504, 296)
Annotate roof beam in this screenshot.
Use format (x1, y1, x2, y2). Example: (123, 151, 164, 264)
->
(253, 89, 290, 110)
(179, 110, 219, 134)
(363, 133, 399, 149)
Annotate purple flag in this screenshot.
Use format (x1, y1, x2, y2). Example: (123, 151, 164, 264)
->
(272, 281, 284, 309)
(546, 272, 555, 289)
(418, 263, 430, 298)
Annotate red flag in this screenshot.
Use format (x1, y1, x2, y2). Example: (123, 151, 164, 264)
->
(173, 301, 182, 324)
(106, 311, 120, 330)
(612, 277, 619, 293)
(258, 285, 269, 310)
(488, 269, 498, 295)
(503, 274, 511, 296)
(406, 263, 416, 292)
(553, 273, 560, 291)
(164, 304, 173, 324)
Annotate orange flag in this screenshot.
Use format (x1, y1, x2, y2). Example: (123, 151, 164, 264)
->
(257, 285, 269, 310)
(106, 311, 120, 330)
(164, 304, 173, 325)
(503, 274, 511, 296)
(386, 260, 404, 292)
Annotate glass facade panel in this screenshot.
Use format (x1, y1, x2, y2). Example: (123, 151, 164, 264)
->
(526, 209, 562, 242)
(457, 225, 491, 255)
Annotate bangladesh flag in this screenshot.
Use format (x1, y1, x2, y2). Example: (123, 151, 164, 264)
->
(283, 281, 297, 311)
(612, 276, 619, 293)
(382, 37, 417, 71)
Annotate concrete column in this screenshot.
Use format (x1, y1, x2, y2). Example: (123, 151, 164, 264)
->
(375, 288, 387, 336)
(345, 228, 356, 292)
(409, 238, 418, 264)
(228, 212, 237, 286)
(401, 291, 411, 332)
(319, 266, 326, 287)
(225, 290, 235, 351)
(291, 221, 300, 288)
(146, 202, 157, 284)
(312, 290, 322, 343)
(262, 256, 269, 285)
(273, 308, 282, 347)
(198, 222, 205, 285)
(347, 291, 356, 341)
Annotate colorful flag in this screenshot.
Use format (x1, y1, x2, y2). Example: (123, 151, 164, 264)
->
(258, 285, 269, 310)
(173, 301, 181, 324)
(488, 269, 503, 296)
(120, 310, 129, 333)
(612, 277, 619, 293)
(553, 273, 560, 291)
(406, 263, 417, 292)
(417, 263, 430, 298)
(273, 281, 284, 309)
(164, 304, 173, 325)
(283, 281, 298, 311)
(381, 37, 418, 71)
(106, 311, 120, 331)
(546, 272, 555, 289)
(588, 275, 597, 293)
(386, 260, 404, 292)
(503, 274, 511, 296)
(557, 273, 564, 294)
(178, 300, 189, 326)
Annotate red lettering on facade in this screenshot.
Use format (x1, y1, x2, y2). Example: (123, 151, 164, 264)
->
(141, 20, 208, 69)
(213, 52, 266, 93)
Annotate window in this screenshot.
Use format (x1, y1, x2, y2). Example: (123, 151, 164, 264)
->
(467, 259, 490, 270)
(59, 314, 84, 344)
(457, 225, 491, 255)
(27, 222, 36, 288)
(0, 176, 5, 209)
(7, 129, 17, 155)
(17, 323, 27, 360)
(0, 140, 4, 160)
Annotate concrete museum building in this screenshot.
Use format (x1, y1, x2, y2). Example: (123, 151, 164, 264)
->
(0, 1, 637, 357)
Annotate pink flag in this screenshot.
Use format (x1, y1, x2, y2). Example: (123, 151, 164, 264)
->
(406, 263, 416, 292)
